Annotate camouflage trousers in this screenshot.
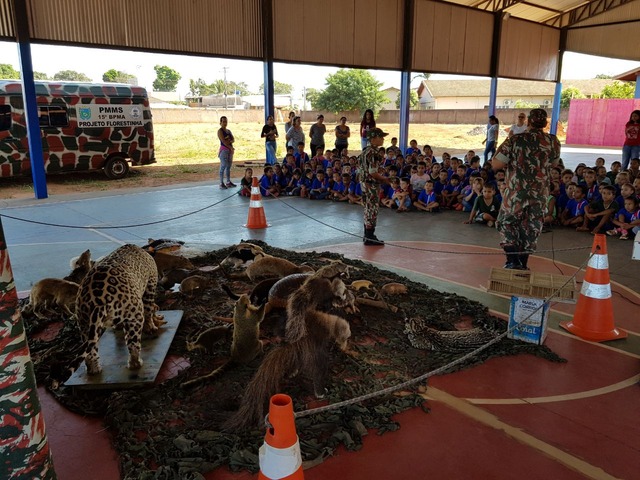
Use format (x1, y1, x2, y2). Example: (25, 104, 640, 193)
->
(497, 203, 544, 252)
(362, 183, 380, 229)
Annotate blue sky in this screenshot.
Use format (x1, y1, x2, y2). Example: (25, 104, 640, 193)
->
(1, 41, 638, 99)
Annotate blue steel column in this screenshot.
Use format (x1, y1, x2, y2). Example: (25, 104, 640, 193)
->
(550, 82, 562, 135)
(488, 77, 498, 116)
(399, 71, 411, 154)
(13, 0, 47, 199)
(399, 0, 415, 154)
(635, 73, 640, 98)
(262, 0, 275, 163)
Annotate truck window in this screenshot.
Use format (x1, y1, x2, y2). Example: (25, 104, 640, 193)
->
(38, 105, 69, 127)
(0, 105, 10, 131)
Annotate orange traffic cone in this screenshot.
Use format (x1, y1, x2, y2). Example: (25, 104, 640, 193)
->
(560, 234, 627, 342)
(245, 177, 269, 229)
(258, 394, 304, 480)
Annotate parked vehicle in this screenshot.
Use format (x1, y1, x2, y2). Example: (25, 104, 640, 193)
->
(0, 81, 155, 179)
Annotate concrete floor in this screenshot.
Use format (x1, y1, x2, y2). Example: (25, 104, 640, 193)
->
(1, 145, 639, 479)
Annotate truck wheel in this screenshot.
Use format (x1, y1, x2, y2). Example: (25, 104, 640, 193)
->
(104, 156, 129, 179)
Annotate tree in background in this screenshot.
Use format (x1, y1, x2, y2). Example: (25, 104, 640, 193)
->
(103, 69, 137, 84)
(0, 64, 20, 79)
(599, 81, 635, 99)
(258, 81, 293, 95)
(305, 87, 321, 109)
(188, 78, 250, 97)
(395, 90, 419, 109)
(33, 72, 50, 80)
(153, 65, 181, 92)
(595, 74, 613, 79)
(314, 69, 387, 114)
(560, 87, 585, 108)
(53, 70, 92, 81)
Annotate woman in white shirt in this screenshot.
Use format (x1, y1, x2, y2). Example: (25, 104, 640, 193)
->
(508, 112, 528, 138)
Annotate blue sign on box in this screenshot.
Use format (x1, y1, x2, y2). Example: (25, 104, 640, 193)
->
(508, 296, 550, 345)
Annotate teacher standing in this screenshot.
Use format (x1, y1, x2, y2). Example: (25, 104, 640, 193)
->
(491, 109, 560, 270)
(217, 116, 235, 189)
(261, 115, 279, 165)
(622, 109, 640, 171)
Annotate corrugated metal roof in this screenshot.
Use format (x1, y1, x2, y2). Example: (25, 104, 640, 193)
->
(420, 79, 615, 97)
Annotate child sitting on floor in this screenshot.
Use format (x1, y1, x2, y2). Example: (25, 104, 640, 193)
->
(348, 178, 363, 205)
(239, 168, 253, 197)
(464, 184, 500, 227)
(607, 196, 640, 240)
(560, 184, 587, 227)
(393, 177, 412, 212)
(414, 179, 439, 212)
(309, 170, 330, 200)
(577, 184, 618, 234)
(441, 174, 462, 209)
(259, 166, 280, 197)
(382, 177, 401, 209)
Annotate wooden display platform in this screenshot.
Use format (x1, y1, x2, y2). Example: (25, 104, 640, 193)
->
(65, 310, 183, 389)
(487, 268, 577, 303)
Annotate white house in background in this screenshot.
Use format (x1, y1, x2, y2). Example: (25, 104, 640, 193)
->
(416, 79, 614, 110)
(381, 87, 400, 110)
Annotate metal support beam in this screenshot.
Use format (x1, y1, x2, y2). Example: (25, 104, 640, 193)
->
(635, 73, 640, 99)
(262, 0, 274, 121)
(398, 0, 415, 154)
(545, 0, 634, 27)
(550, 82, 562, 135)
(488, 77, 498, 117)
(0, 217, 57, 478)
(13, 0, 47, 199)
(399, 71, 411, 154)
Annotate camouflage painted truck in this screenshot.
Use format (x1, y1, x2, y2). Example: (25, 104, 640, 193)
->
(0, 81, 155, 179)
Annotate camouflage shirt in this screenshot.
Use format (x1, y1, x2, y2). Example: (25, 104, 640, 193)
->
(358, 145, 383, 185)
(494, 128, 561, 213)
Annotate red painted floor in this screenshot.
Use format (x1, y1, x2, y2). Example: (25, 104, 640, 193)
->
(40, 241, 640, 479)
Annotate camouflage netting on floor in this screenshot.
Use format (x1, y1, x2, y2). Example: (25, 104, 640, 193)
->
(23, 241, 565, 479)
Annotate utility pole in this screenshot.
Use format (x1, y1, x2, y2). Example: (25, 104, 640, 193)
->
(302, 86, 306, 112)
(222, 66, 229, 109)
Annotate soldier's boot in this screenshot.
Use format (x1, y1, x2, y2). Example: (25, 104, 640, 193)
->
(503, 245, 521, 269)
(364, 226, 384, 246)
(518, 254, 530, 270)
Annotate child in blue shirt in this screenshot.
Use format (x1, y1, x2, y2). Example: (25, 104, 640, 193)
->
(298, 169, 314, 198)
(393, 177, 412, 212)
(294, 142, 309, 168)
(330, 173, 350, 202)
(348, 179, 363, 205)
(309, 170, 329, 200)
(608, 196, 640, 239)
(259, 166, 279, 197)
(442, 174, 462, 209)
(560, 185, 588, 227)
(415, 180, 439, 212)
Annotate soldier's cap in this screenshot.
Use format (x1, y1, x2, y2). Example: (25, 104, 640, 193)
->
(528, 108, 548, 128)
(367, 127, 389, 139)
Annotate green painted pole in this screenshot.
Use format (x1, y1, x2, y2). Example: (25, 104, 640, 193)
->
(0, 216, 56, 479)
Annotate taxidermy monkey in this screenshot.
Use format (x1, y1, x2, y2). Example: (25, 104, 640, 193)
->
(229, 256, 314, 282)
(224, 262, 351, 430)
(181, 294, 267, 388)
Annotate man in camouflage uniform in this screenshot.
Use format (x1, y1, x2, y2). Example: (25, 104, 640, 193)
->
(492, 108, 561, 269)
(358, 127, 390, 246)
